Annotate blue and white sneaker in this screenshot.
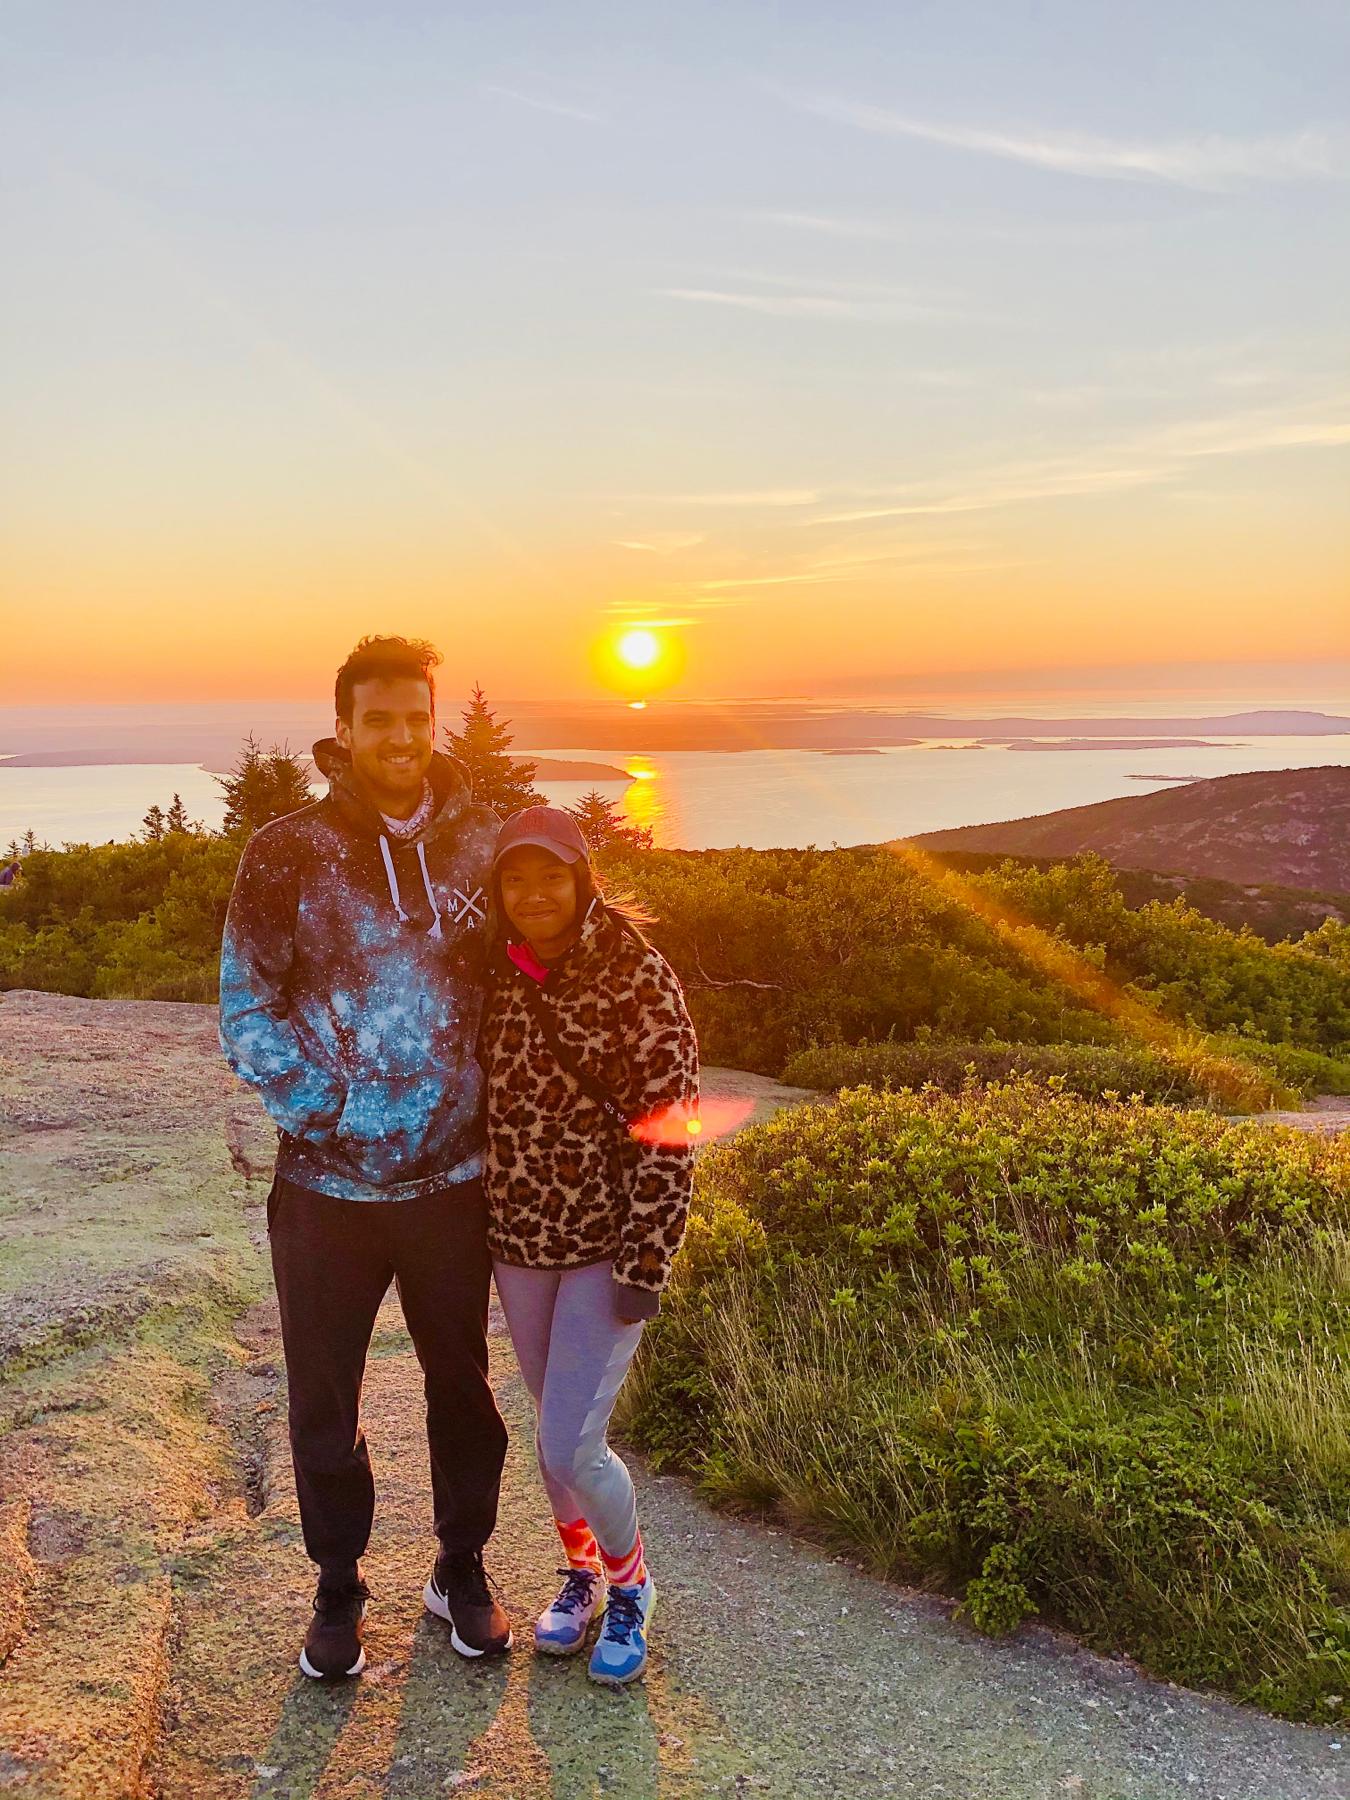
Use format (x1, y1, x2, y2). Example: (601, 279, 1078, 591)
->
(587, 1572, 656, 1686)
(535, 1567, 605, 1656)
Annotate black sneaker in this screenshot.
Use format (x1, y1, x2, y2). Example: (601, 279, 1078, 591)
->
(423, 1548, 513, 1658)
(299, 1577, 369, 1680)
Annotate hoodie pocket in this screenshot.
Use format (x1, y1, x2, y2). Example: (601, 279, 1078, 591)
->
(332, 1071, 465, 1182)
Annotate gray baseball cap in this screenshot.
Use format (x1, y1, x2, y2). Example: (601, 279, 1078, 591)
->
(492, 806, 590, 867)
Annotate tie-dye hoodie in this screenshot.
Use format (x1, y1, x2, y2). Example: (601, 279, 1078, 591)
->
(219, 740, 498, 1202)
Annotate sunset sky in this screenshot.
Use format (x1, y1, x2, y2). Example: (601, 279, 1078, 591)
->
(4, 2, 1348, 707)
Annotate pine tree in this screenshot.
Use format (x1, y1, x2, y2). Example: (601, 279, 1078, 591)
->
(565, 790, 654, 852)
(142, 803, 167, 842)
(163, 793, 200, 835)
(442, 685, 546, 816)
(218, 735, 315, 838)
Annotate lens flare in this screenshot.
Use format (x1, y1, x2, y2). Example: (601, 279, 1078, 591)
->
(629, 1097, 756, 1146)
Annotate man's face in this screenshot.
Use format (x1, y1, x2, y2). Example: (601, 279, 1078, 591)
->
(336, 676, 434, 811)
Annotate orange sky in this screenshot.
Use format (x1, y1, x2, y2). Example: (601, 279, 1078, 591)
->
(4, 8, 1348, 708)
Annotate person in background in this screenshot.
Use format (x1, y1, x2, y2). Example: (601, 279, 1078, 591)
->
(478, 806, 699, 1685)
(219, 635, 510, 1681)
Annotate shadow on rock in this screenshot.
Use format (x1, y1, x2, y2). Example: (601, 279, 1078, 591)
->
(523, 1647, 662, 1800)
(248, 1675, 360, 1800)
(385, 1612, 510, 1797)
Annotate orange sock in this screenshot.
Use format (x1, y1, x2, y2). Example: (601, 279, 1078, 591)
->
(555, 1517, 603, 1573)
(600, 1530, 646, 1590)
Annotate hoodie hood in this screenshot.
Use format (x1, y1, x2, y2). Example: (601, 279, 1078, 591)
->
(311, 739, 474, 843)
(312, 739, 485, 943)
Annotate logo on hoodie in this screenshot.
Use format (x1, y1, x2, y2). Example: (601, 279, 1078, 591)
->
(452, 885, 488, 929)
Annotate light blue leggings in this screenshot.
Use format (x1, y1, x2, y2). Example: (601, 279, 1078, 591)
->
(492, 1260, 645, 1559)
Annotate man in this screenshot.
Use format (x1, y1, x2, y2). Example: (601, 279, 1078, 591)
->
(219, 635, 511, 1680)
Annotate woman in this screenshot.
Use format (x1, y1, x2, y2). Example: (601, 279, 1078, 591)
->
(478, 805, 699, 1684)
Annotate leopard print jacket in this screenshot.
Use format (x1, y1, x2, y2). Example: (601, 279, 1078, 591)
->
(478, 901, 699, 1317)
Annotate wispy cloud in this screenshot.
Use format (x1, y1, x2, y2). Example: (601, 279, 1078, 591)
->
(483, 84, 602, 124)
(795, 96, 1350, 188)
(810, 465, 1168, 525)
(612, 533, 706, 555)
(1150, 409, 1350, 459)
(694, 572, 838, 591)
(658, 286, 947, 321)
(749, 209, 903, 241)
(807, 400, 1350, 525)
(614, 488, 822, 508)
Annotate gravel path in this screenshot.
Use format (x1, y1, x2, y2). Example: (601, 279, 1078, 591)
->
(1, 992, 1346, 1799)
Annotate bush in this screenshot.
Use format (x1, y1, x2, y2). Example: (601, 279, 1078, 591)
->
(1208, 1035, 1350, 1098)
(621, 1084, 1350, 1720)
(781, 1039, 1218, 1107)
(603, 846, 1350, 1073)
(0, 836, 239, 1001)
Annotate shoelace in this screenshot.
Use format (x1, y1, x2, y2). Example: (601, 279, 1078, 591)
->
(602, 1586, 644, 1643)
(438, 1549, 498, 1608)
(314, 1579, 369, 1620)
(551, 1568, 601, 1616)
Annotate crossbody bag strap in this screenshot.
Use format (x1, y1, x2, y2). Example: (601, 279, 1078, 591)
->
(513, 976, 634, 1131)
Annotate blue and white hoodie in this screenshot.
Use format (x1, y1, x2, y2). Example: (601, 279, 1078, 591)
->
(219, 740, 497, 1201)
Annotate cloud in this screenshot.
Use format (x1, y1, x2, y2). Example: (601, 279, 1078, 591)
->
(749, 210, 903, 241)
(613, 533, 706, 554)
(1152, 410, 1350, 459)
(795, 96, 1350, 188)
(694, 572, 838, 591)
(658, 286, 948, 321)
(614, 488, 822, 508)
(807, 401, 1350, 526)
(483, 85, 602, 124)
(810, 465, 1169, 525)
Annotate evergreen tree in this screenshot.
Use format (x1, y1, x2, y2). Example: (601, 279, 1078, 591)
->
(441, 685, 545, 816)
(566, 789, 654, 852)
(163, 793, 200, 835)
(142, 803, 167, 842)
(217, 735, 315, 838)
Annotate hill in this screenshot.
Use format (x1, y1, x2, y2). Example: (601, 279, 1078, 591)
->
(913, 766, 1350, 890)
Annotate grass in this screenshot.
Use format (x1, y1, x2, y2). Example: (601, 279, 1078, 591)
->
(620, 1081, 1350, 1721)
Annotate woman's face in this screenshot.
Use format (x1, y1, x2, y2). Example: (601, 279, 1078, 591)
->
(497, 845, 580, 946)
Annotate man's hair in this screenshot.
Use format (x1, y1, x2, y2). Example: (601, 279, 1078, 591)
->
(335, 636, 442, 722)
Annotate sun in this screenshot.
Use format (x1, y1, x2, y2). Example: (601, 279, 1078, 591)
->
(617, 628, 661, 671)
(592, 621, 687, 697)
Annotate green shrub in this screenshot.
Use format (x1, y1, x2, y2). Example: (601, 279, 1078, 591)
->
(621, 1085, 1350, 1719)
(781, 1038, 1217, 1106)
(1208, 1035, 1350, 1098)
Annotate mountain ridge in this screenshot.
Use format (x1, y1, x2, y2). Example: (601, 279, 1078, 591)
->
(911, 765, 1350, 891)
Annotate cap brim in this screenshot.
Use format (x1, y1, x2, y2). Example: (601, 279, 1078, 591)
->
(492, 835, 584, 867)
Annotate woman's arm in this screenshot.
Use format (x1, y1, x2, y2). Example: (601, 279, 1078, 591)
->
(612, 950, 700, 1320)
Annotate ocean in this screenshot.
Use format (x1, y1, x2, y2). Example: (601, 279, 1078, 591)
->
(4, 735, 1349, 852)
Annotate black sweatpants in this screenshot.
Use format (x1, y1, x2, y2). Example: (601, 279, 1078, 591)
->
(268, 1174, 507, 1578)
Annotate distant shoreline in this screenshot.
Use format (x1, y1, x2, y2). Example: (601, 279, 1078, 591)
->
(1, 706, 1347, 766)
(0, 751, 634, 784)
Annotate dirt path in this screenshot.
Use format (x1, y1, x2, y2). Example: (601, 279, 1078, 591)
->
(1, 993, 1345, 1799)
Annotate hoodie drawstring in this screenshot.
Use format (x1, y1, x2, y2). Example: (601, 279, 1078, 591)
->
(416, 840, 444, 940)
(378, 834, 444, 937)
(379, 834, 445, 937)
(378, 835, 411, 924)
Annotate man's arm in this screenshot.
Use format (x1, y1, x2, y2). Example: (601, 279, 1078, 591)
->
(218, 829, 345, 1140)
